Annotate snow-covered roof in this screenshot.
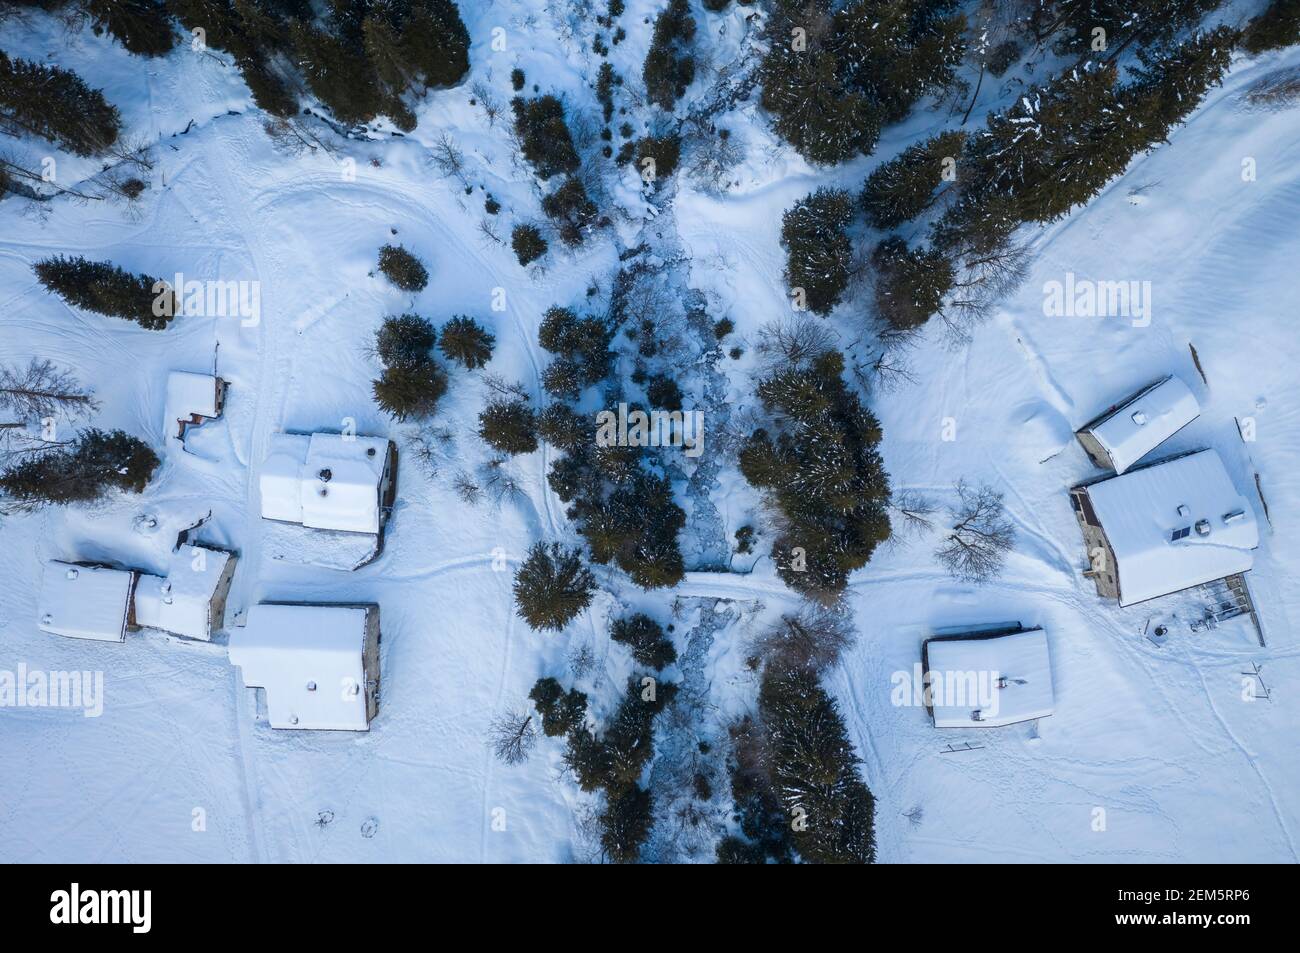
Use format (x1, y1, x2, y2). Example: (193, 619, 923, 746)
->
(228, 604, 374, 731)
(166, 371, 220, 421)
(1086, 376, 1199, 474)
(1086, 449, 1258, 606)
(926, 628, 1055, 728)
(134, 545, 233, 641)
(258, 432, 388, 534)
(38, 561, 135, 643)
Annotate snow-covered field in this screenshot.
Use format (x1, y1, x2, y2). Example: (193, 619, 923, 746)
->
(2, 4, 1298, 863)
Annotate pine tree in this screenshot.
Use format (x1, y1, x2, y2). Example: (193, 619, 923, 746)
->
(513, 541, 597, 631)
(740, 350, 891, 597)
(84, 0, 178, 57)
(781, 188, 855, 315)
(860, 130, 964, 229)
(610, 613, 677, 669)
(634, 133, 681, 182)
(377, 244, 429, 291)
(541, 176, 598, 246)
(960, 62, 1137, 225)
(511, 224, 548, 265)
(0, 51, 122, 156)
(33, 256, 175, 330)
(1243, 0, 1300, 53)
(528, 677, 588, 737)
(600, 784, 653, 863)
(0, 429, 159, 508)
(1124, 27, 1238, 151)
(374, 313, 436, 368)
(538, 306, 614, 388)
(761, 49, 880, 165)
(758, 665, 876, 863)
(438, 315, 494, 369)
(512, 95, 580, 179)
(872, 237, 954, 333)
(372, 360, 447, 420)
(537, 403, 590, 451)
(292, 20, 384, 125)
(479, 398, 538, 455)
(831, 0, 966, 124)
(642, 0, 696, 109)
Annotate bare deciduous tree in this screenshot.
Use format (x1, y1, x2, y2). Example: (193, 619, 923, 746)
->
(754, 315, 838, 374)
(429, 132, 471, 190)
(935, 480, 1015, 583)
(488, 709, 536, 765)
(452, 469, 482, 504)
(937, 240, 1030, 346)
(752, 603, 855, 673)
(0, 359, 98, 423)
(889, 489, 937, 539)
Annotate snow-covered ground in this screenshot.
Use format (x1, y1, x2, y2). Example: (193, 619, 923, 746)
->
(3, 6, 1298, 862)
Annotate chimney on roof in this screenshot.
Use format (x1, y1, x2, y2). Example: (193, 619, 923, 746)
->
(1195, 519, 1211, 537)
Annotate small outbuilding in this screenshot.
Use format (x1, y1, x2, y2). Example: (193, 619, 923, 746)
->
(1075, 375, 1199, 474)
(38, 560, 139, 643)
(134, 543, 237, 642)
(922, 624, 1055, 728)
(228, 603, 381, 731)
(166, 371, 227, 442)
(1070, 448, 1258, 607)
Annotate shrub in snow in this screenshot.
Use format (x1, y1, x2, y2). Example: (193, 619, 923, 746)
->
(528, 677, 588, 737)
(646, 374, 682, 411)
(0, 429, 159, 509)
(513, 541, 597, 631)
(511, 224, 548, 265)
(642, 0, 696, 109)
(377, 244, 429, 292)
(541, 177, 598, 247)
(33, 256, 175, 330)
(610, 613, 677, 670)
(781, 188, 854, 316)
(0, 52, 122, 156)
(372, 361, 447, 421)
(1243, 0, 1300, 52)
(871, 238, 955, 335)
(438, 316, 494, 369)
(478, 398, 538, 455)
(374, 314, 436, 368)
(860, 130, 965, 230)
(634, 133, 681, 183)
(84, 0, 178, 57)
(511, 95, 580, 180)
(739, 350, 891, 598)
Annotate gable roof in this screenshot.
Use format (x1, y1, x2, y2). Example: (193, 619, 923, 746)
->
(258, 432, 388, 534)
(133, 545, 233, 641)
(1086, 375, 1199, 474)
(925, 627, 1055, 728)
(38, 561, 135, 643)
(228, 604, 374, 731)
(1085, 449, 1258, 606)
